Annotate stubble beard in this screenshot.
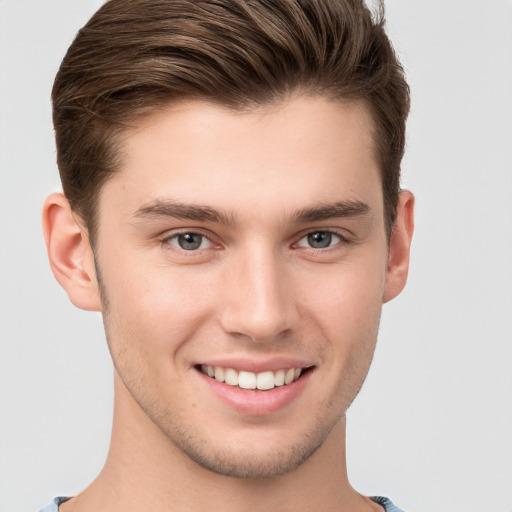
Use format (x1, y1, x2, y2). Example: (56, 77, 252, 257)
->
(116, 370, 349, 479)
(149, 400, 342, 479)
(97, 270, 379, 480)
(107, 341, 374, 480)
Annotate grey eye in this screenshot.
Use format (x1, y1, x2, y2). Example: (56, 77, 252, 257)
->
(307, 231, 332, 248)
(179, 233, 202, 250)
(169, 232, 211, 251)
(297, 231, 341, 249)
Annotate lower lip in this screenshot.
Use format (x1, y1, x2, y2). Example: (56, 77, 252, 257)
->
(196, 369, 312, 415)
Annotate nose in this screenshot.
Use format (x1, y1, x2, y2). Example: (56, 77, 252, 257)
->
(219, 245, 299, 343)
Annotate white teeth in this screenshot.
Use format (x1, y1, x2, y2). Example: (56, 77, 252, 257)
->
(274, 369, 285, 386)
(238, 371, 256, 390)
(224, 368, 238, 386)
(214, 366, 225, 383)
(284, 368, 295, 385)
(256, 371, 275, 390)
(201, 365, 306, 390)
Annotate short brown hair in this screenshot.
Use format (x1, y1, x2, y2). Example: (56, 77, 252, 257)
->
(52, 0, 410, 242)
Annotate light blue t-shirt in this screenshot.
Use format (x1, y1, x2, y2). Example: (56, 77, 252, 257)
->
(39, 495, 406, 511)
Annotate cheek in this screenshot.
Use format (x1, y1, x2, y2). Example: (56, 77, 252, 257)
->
(298, 258, 386, 334)
(100, 262, 217, 358)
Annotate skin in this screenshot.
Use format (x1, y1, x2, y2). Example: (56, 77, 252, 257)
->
(43, 95, 414, 512)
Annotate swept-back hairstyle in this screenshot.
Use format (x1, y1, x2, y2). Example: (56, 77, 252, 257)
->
(52, 0, 409, 242)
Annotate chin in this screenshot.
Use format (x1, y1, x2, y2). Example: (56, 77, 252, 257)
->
(174, 434, 327, 479)
(151, 404, 345, 480)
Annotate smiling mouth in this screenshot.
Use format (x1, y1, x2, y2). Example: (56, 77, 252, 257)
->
(198, 365, 312, 391)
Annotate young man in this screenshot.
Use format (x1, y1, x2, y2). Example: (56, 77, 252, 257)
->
(41, 0, 414, 511)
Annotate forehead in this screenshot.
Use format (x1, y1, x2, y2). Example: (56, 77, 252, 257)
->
(101, 95, 382, 225)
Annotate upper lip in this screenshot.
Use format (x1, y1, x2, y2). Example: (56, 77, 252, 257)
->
(195, 357, 315, 373)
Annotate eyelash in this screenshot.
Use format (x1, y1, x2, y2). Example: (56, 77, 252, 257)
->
(161, 229, 349, 254)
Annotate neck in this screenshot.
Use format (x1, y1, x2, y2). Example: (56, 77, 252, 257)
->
(61, 375, 377, 512)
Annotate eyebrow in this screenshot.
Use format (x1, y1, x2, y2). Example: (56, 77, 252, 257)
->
(132, 198, 370, 225)
(133, 200, 235, 225)
(291, 200, 370, 223)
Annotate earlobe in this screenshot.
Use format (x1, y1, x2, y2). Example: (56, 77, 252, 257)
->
(42, 193, 102, 311)
(383, 190, 415, 303)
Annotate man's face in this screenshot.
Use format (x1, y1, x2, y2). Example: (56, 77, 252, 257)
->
(94, 96, 390, 478)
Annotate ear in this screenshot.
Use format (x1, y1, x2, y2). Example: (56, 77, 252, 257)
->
(42, 193, 102, 311)
(383, 190, 415, 303)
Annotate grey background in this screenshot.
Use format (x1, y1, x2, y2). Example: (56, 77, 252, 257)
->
(1, 1, 511, 511)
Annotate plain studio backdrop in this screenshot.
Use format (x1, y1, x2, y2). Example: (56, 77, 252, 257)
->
(0, 1, 511, 511)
